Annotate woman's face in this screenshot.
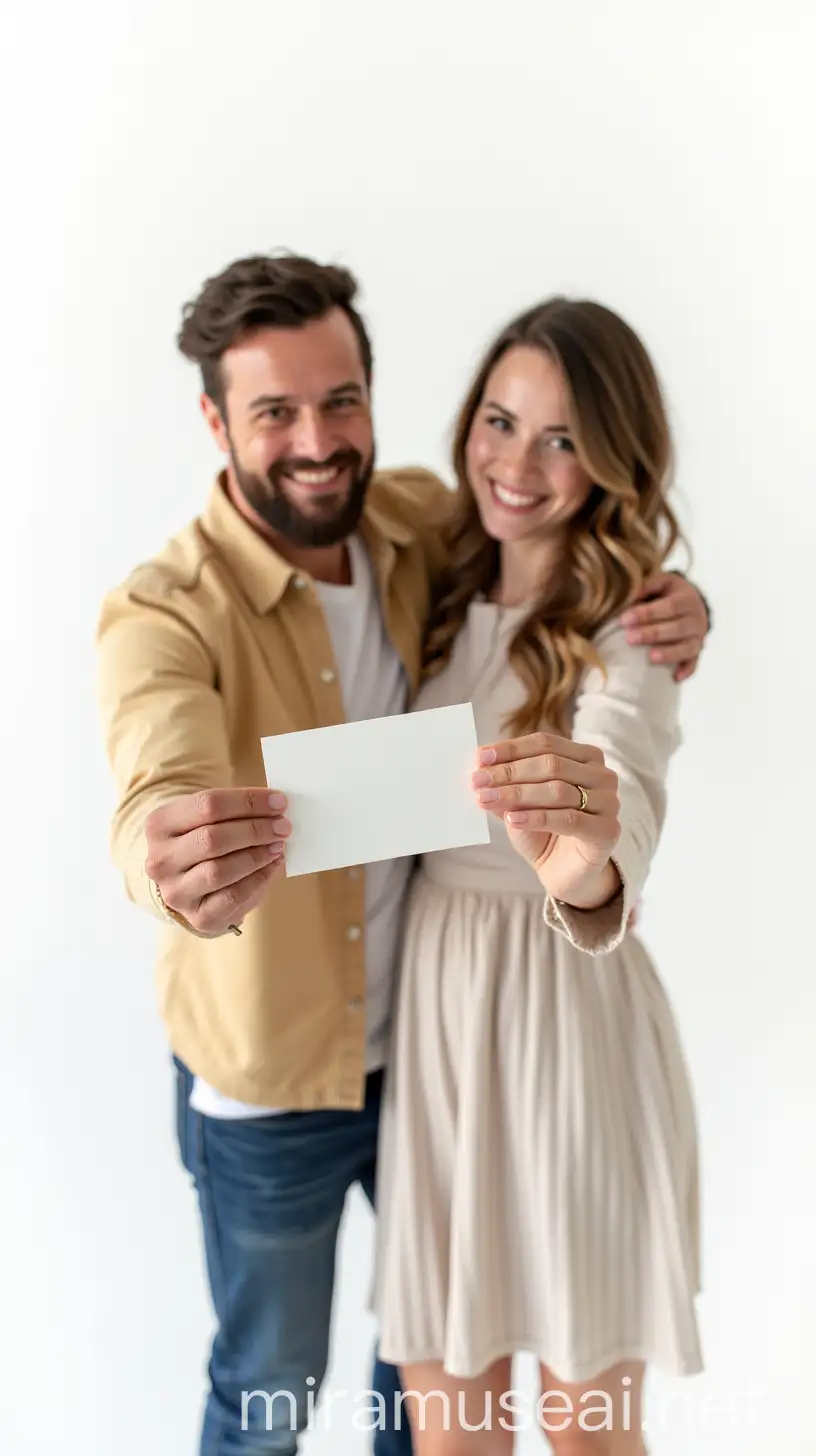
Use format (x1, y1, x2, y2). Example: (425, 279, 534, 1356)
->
(465, 345, 593, 544)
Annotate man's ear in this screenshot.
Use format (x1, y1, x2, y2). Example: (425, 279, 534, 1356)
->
(201, 393, 230, 455)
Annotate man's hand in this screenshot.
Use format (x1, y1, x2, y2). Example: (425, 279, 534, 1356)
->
(144, 788, 291, 937)
(621, 572, 710, 682)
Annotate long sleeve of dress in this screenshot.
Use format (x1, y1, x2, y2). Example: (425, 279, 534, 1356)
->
(542, 616, 682, 955)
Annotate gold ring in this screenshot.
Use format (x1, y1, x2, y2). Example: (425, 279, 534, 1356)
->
(577, 785, 588, 812)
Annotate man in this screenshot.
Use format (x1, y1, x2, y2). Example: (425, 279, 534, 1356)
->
(96, 253, 710, 1455)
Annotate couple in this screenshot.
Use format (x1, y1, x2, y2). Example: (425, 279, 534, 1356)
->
(97, 252, 709, 1455)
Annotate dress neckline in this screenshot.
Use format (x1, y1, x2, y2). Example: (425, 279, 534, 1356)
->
(470, 593, 530, 622)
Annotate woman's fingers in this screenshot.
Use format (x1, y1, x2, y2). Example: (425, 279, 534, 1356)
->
(473, 736, 614, 807)
(472, 731, 621, 853)
(478, 781, 619, 817)
(474, 766, 609, 808)
(477, 731, 603, 771)
(504, 806, 617, 840)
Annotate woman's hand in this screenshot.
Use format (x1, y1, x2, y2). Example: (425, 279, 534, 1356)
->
(472, 732, 622, 908)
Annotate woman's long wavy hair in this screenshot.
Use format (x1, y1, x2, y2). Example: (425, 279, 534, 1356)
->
(422, 298, 687, 736)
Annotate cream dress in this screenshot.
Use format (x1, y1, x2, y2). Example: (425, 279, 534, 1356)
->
(371, 601, 703, 1382)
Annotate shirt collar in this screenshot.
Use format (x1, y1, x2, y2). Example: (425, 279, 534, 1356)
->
(199, 470, 417, 615)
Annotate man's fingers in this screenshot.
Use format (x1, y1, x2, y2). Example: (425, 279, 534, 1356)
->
(149, 787, 287, 839)
(631, 570, 669, 598)
(196, 861, 282, 937)
(625, 614, 700, 647)
(647, 640, 699, 667)
(171, 842, 286, 907)
(621, 592, 679, 628)
(162, 814, 291, 876)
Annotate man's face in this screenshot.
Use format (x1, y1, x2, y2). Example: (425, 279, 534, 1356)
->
(205, 308, 375, 548)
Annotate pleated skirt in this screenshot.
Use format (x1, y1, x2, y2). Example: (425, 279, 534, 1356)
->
(370, 869, 704, 1382)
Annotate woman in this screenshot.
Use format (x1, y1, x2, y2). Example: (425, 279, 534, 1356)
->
(371, 298, 702, 1454)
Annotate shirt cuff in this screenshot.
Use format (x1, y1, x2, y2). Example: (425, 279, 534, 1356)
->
(542, 829, 641, 956)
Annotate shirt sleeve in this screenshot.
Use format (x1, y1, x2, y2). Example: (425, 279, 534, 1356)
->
(388, 465, 456, 591)
(95, 579, 234, 925)
(542, 616, 682, 955)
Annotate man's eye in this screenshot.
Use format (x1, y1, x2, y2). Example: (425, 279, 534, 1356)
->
(327, 396, 358, 410)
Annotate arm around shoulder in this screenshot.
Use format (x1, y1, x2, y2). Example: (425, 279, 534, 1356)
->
(383, 465, 456, 586)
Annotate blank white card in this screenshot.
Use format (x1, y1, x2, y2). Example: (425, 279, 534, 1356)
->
(261, 702, 491, 877)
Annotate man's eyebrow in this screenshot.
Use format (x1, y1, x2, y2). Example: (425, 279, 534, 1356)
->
(248, 393, 290, 410)
(247, 382, 364, 411)
(326, 381, 363, 397)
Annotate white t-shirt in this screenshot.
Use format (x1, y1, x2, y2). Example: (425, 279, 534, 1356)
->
(190, 534, 413, 1117)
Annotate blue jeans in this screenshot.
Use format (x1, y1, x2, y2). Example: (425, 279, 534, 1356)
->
(174, 1059, 412, 1456)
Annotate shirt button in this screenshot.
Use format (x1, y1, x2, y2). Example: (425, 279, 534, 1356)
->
(348, 867, 361, 880)
(293, 575, 308, 590)
(320, 667, 336, 683)
(347, 924, 362, 942)
(348, 996, 364, 1010)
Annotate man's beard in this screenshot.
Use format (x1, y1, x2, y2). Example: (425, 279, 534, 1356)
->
(230, 443, 375, 549)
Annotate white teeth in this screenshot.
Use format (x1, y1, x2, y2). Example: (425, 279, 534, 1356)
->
(493, 482, 540, 509)
(290, 468, 340, 486)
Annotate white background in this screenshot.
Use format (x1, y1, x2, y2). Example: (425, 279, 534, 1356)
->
(4, 2, 815, 1452)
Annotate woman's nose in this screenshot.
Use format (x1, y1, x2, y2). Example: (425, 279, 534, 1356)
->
(499, 439, 536, 486)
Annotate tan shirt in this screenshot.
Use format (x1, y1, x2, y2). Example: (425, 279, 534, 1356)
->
(96, 466, 451, 1109)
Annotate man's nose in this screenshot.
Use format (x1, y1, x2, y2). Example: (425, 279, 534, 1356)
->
(289, 409, 334, 463)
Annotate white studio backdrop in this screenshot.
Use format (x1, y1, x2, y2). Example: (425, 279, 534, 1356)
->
(3, 2, 814, 1452)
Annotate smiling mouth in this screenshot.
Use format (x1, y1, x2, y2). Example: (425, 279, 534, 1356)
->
(284, 465, 346, 496)
(489, 478, 547, 513)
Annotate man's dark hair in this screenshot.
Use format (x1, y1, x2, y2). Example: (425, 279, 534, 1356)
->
(177, 252, 373, 411)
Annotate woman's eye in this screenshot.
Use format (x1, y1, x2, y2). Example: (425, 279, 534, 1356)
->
(547, 435, 575, 453)
(487, 415, 512, 434)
